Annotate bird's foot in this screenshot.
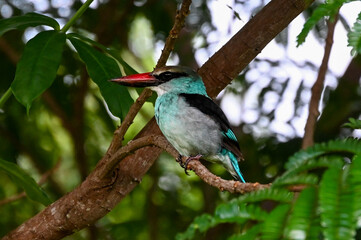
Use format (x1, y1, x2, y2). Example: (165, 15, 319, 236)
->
(183, 154, 202, 176)
(176, 154, 183, 166)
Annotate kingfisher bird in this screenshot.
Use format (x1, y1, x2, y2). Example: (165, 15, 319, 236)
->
(111, 66, 246, 183)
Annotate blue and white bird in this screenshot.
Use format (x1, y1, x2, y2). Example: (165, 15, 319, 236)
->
(111, 66, 246, 183)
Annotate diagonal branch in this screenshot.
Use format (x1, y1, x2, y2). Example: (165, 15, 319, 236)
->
(107, 0, 192, 155)
(302, 11, 339, 149)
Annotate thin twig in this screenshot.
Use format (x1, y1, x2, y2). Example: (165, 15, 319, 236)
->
(155, 0, 192, 68)
(107, 0, 193, 154)
(302, 12, 339, 149)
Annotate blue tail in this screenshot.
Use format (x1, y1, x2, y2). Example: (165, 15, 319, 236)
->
(228, 152, 246, 183)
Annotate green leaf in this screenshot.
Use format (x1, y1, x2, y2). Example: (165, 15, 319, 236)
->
(272, 174, 319, 188)
(67, 33, 138, 75)
(285, 138, 361, 170)
(69, 36, 133, 120)
(175, 214, 215, 240)
(343, 117, 361, 129)
(319, 164, 357, 240)
(0, 12, 60, 37)
(349, 155, 361, 221)
(11, 30, 66, 111)
(296, 1, 342, 46)
(228, 225, 262, 240)
(238, 188, 293, 203)
(215, 201, 268, 223)
(347, 11, 361, 55)
(285, 187, 320, 239)
(261, 204, 290, 240)
(0, 159, 51, 206)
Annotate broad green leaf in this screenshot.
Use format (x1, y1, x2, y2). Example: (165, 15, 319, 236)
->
(11, 30, 66, 111)
(0, 159, 51, 205)
(66, 33, 138, 75)
(69, 37, 133, 120)
(0, 12, 60, 37)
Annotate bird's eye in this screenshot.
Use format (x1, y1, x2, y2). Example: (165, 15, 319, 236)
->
(157, 71, 187, 82)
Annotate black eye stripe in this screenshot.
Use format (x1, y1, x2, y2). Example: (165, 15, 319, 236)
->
(155, 71, 188, 82)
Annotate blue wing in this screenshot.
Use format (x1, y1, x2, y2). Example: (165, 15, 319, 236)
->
(180, 93, 245, 182)
(180, 93, 243, 158)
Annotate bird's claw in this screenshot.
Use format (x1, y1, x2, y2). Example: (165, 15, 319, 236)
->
(176, 154, 184, 167)
(183, 154, 202, 176)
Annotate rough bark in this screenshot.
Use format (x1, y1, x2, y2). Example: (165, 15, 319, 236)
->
(2, 0, 314, 239)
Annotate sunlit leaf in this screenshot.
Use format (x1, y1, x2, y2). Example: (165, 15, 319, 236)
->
(0, 12, 60, 37)
(0, 158, 51, 206)
(11, 30, 66, 112)
(69, 37, 133, 120)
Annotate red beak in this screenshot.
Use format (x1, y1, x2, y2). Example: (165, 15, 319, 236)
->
(110, 72, 160, 87)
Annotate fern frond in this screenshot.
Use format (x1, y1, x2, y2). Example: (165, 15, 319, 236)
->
(272, 174, 319, 188)
(175, 214, 215, 240)
(341, 154, 361, 238)
(228, 225, 262, 240)
(284, 186, 320, 239)
(278, 157, 343, 186)
(215, 201, 268, 223)
(319, 164, 356, 240)
(350, 155, 361, 222)
(347, 12, 361, 55)
(343, 117, 361, 129)
(285, 138, 361, 170)
(238, 188, 293, 204)
(260, 204, 290, 240)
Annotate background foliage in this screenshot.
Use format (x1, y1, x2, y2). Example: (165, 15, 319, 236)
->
(0, 0, 361, 239)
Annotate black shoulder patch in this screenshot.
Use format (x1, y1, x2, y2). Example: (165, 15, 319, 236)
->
(180, 93, 230, 131)
(180, 93, 243, 158)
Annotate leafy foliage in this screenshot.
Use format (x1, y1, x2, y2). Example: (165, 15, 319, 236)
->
(0, 159, 50, 205)
(0, 12, 60, 36)
(297, 0, 360, 47)
(348, 12, 361, 55)
(69, 36, 133, 119)
(178, 139, 361, 239)
(343, 117, 361, 129)
(11, 30, 66, 112)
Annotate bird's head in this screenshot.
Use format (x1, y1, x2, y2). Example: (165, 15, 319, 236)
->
(111, 66, 207, 96)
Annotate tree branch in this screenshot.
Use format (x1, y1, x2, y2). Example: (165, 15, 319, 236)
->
(107, 0, 192, 154)
(302, 11, 339, 149)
